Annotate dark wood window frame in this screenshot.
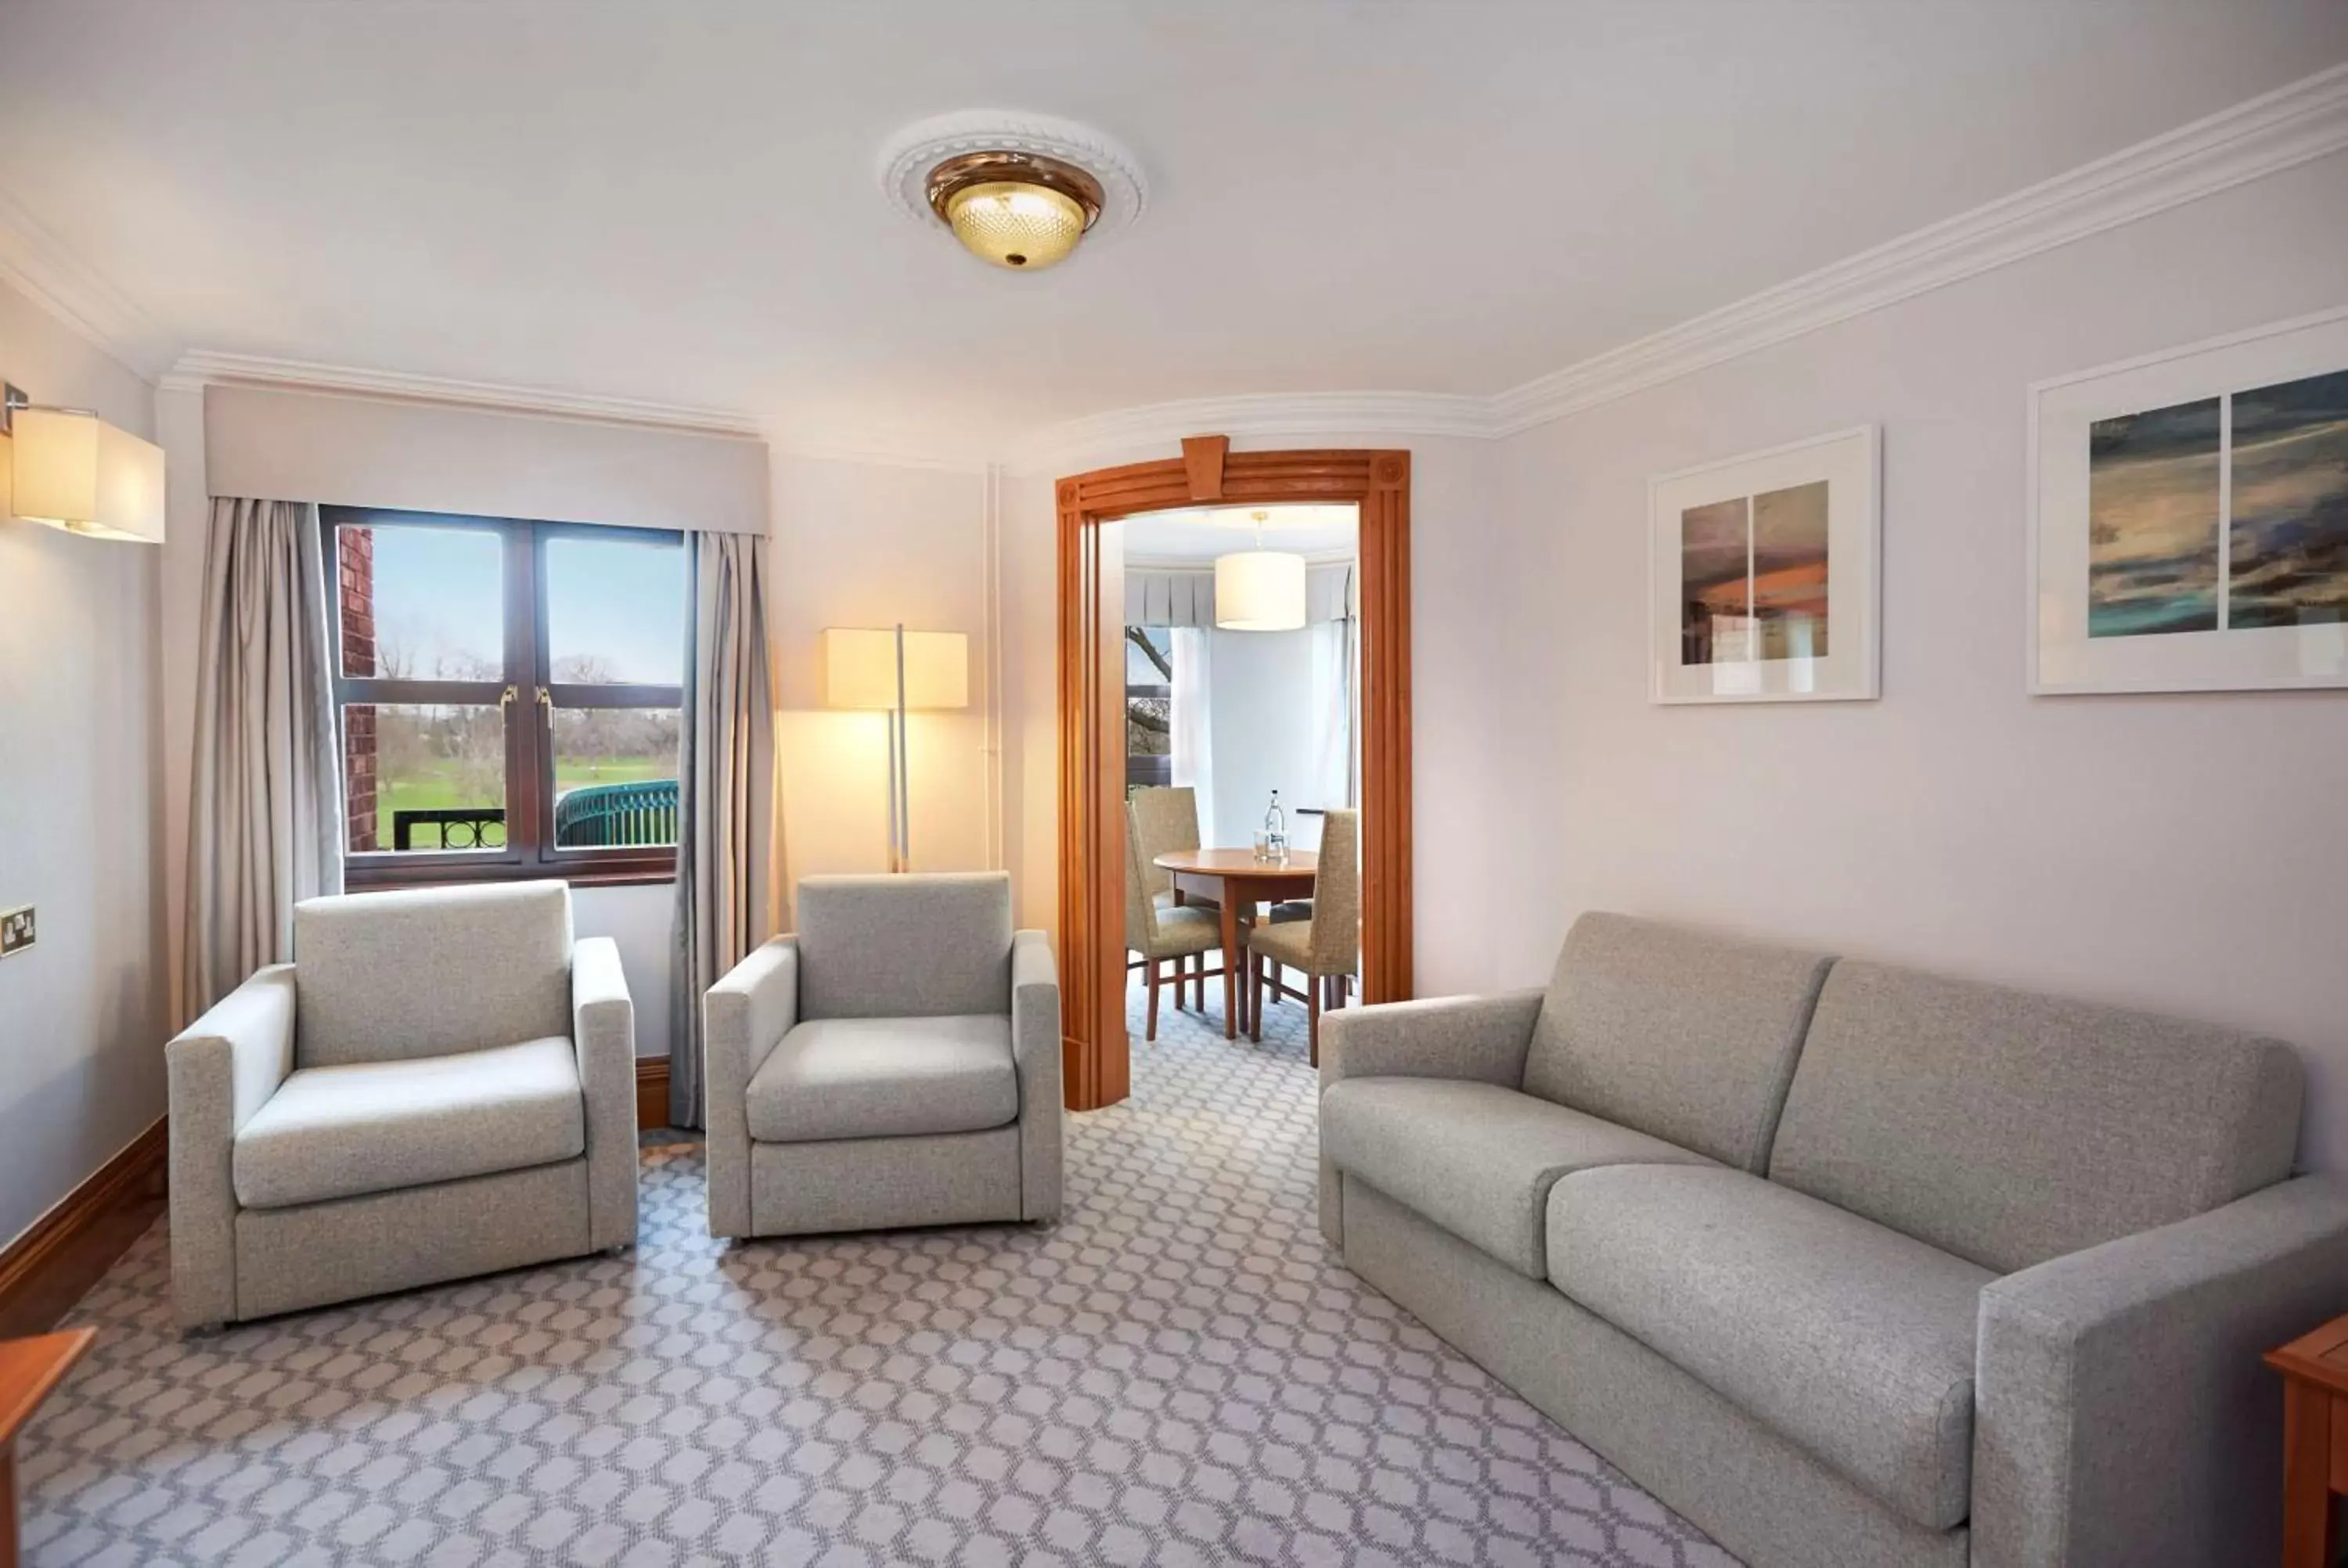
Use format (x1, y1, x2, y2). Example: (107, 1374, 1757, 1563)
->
(326, 505, 684, 890)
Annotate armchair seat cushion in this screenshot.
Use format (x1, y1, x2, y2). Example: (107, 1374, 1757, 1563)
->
(232, 1035, 585, 1210)
(1546, 1164, 1994, 1530)
(1320, 1077, 1715, 1278)
(746, 1015, 1018, 1144)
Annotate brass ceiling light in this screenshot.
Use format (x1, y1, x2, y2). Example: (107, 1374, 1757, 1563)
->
(878, 113, 1147, 275)
(926, 151, 1104, 272)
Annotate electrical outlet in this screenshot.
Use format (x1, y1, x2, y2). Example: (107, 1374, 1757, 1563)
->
(0, 904, 34, 957)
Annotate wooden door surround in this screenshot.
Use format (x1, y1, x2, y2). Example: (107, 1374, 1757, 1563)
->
(1057, 436, 1413, 1110)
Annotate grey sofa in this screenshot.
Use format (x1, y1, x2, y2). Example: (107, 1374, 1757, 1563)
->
(701, 871, 1062, 1241)
(1319, 912, 2347, 1568)
(166, 881, 638, 1329)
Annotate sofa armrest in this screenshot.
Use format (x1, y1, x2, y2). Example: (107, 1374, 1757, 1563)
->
(1973, 1174, 2348, 1568)
(702, 936, 798, 1239)
(571, 937, 638, 1250)
(1010, 930, 1063, 1223)
(165, 965, 297, 1329)
(1319, 989, 1546, 1095)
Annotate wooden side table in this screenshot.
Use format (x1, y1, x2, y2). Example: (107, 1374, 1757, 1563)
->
(0, 1329, 94, 1568)
(2267, 1313, 2348, 1568)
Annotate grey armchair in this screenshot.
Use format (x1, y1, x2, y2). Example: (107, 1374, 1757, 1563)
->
(164, 881, 638, 1330)
(701, 871, 1062, 1241)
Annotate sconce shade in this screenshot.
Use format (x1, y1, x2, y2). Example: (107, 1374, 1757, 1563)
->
(9, 407, 165, 543)
(1213, 549, 1307, 631)
(823, 628, 970, 710)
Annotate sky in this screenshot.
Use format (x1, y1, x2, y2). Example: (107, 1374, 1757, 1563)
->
(360, 523, 686, 683)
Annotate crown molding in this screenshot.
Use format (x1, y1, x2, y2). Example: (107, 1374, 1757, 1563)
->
(1486, 60, 2348, 435)
(161, 350, 766, 438)
(0, 188, 175, 381)
(1000, 390, 1493, 476)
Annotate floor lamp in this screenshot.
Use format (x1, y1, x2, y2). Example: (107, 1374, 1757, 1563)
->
(821, 626, 970, 872)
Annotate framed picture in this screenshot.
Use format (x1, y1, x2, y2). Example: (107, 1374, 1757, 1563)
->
(1648, 425, 1880, 704)
(2029, 305, 2348, 694)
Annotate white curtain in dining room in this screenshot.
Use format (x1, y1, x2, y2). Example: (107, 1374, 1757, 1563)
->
(1309, 612, 1359, 823)
(1169, 626, 1215, 838)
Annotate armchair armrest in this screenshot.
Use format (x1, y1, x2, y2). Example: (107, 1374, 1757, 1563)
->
(1974, 1174, 2348, 1568)
(1010, 930, 1063, 1222)
(702, 936, 798, 1239)
(165, 965, 297, 1329)
(1319, 989, 1546, 1095)
(571, 937, 638, 1250)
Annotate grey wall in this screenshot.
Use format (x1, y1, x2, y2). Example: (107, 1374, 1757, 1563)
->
(0, 282, 169, 1249)
(1487, 149, 2348, 1169)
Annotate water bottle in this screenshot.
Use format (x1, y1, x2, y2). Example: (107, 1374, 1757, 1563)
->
(1263, 789, 1287, 861)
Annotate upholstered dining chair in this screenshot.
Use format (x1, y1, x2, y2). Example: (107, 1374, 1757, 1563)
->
(1125, 800, 1227, 1040)
(701, 872, 1061, 1242)
(1128, 786, 1218, 915)
(164, 881, 639, 1330)
(1246, 807, 1359, 1064)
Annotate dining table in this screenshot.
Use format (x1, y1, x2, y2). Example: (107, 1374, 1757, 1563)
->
(1152, 847, 1318, 1040)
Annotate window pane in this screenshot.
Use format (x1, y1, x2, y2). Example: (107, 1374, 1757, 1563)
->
(552, 707, 680, 848)
(1125, 626, 1172, 685)
(338, 523, 504, 680)
(1127, 693, 1169, 757)
(546, 534, 686, 685)
(346, 703, 506, 853)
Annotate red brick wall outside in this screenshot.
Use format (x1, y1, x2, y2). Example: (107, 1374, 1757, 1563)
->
(339, 527, 377, 851)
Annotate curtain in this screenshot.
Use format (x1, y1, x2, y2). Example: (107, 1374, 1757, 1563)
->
(1169, 626, 1215, 841)
(1309, 606, 1359, 823)
(671, 530, 779, 1129)
(182, 498, 344, 1021)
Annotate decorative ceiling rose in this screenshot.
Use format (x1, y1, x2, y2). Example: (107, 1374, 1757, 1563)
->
(878, 111, 1146, 272)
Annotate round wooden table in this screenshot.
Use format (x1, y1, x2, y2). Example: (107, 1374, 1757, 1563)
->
(1153, 847, 1317, 1040)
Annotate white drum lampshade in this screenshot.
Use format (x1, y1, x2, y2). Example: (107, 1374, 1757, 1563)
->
(1214, 548, 1307, 631)
(821, 628, 970, 710)
(9, 407, 167, 544)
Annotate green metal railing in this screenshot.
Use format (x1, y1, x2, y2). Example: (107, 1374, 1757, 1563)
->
(554, 779, 679, 848)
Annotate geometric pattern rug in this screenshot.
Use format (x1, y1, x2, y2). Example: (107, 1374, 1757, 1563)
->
(19, 977, 1739, 1567)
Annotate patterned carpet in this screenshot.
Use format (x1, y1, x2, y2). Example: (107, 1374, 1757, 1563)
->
(20, 979, 1737, 1567)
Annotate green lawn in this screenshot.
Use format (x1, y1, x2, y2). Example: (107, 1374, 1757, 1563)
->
(374, 757, 676, 848)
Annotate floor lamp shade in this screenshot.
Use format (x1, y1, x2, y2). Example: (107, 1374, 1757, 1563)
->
(821, 627, 969, 872)
(822, 628, 970, 710)
(9, 407, 167, 543)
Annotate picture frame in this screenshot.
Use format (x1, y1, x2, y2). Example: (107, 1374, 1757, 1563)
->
(1648, 424, 1880, 704)
(2028, 304, 2348, 694)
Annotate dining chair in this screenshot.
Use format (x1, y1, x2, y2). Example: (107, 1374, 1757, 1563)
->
(1245, 808, 1359, 1065)
(1125, 800, 1227, 1039)
(1129, 785, 1219, 1009)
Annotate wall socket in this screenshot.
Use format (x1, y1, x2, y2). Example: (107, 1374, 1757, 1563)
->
(0, 904, 34, 958)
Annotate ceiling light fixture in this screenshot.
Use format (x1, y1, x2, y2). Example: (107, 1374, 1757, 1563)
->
(879, 112, 1147, 275)
(1215, 512, 1308, 632)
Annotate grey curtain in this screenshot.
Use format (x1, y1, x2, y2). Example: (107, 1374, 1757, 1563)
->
(182, 497, 344, 1020)
(670, 530, 778, 1128)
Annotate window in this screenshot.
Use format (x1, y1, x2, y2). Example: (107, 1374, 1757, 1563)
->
(1125, 625, 1172, 790)
(328, 507, 687, 886)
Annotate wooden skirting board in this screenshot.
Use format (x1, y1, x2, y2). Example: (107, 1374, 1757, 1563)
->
(0, 1120, 167, 1339)
(636, 1056, 672, 1131)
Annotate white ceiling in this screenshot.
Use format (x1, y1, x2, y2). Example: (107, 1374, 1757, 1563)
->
(1, 2, 2343, 457)
(1122, 504, 1357, 565)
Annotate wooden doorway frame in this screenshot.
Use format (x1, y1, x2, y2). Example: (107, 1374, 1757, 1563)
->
(1057, 437, 1412, 1110)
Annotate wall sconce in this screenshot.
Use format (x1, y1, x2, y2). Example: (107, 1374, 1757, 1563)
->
(821, 626, 970, 872)
(2, 383, 167, 544)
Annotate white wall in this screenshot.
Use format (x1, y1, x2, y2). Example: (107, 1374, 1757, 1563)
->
(0, 282, 168, 1250)
(1202, 627, 1320, 851)
(1485, 149, 2348, 1171)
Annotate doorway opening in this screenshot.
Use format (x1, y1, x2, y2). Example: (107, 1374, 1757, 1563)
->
(1057, 439, 1412, 1110)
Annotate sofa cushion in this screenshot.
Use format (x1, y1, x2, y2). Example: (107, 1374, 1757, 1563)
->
(1770, 961, 2305, 1275)
(1320, 1077, 1714, 1278)
(796, 873, 1013, 1020)
(294, 882, 574, 1067)
(1547, 1164, 1993, 1531)
(234, 1035, 585, 1210)
(746, 1015, 1018, 1143)
(1518, 913, 1832, 1171)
